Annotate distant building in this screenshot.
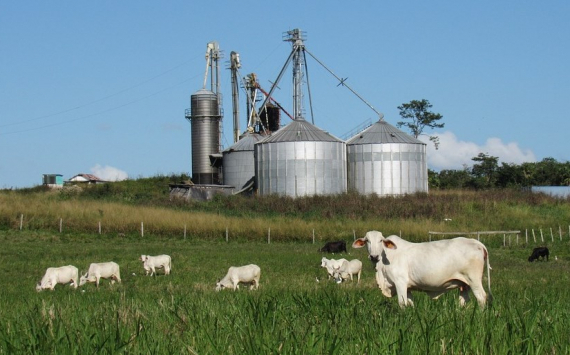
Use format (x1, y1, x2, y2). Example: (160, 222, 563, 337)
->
(42, 174, 64, 188)
(66, 173, 106, 185)
(531, 186, 570, 198)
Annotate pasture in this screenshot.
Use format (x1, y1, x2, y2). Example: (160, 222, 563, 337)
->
(1, 230, 569, 354)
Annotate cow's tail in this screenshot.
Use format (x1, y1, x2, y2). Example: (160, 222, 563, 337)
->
(484, 247, 493, 304)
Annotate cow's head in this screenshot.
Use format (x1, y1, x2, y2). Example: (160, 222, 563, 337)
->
(352, 231, 386, 264)
(79, 273, 89, 286)
(215, 280, 224, 292)
(35, 282, 43, 292)
(353, 231, 399, 265)
(140, 255, 147, 263)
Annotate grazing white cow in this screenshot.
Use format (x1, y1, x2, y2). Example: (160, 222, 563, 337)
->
(320, 257, 348, 280)
(140, 254, 171, 276)
(215, 264, 261, 291)
(333, 259, 363, 283)
(36, 265, 79, 291)
(353, 231, 492, 308)
(79, 262, 121, 288)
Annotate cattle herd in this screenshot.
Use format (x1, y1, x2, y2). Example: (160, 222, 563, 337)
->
(36, 231, 555, 308)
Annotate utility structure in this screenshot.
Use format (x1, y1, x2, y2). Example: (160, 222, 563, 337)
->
(185, 41, 223, 185)
(254, 29, 347, 197)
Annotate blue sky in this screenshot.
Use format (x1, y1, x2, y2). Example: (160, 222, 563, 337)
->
(1, 1, 568, 188)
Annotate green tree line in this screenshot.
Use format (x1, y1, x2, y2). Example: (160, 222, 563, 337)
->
(429, 154, 570, 189)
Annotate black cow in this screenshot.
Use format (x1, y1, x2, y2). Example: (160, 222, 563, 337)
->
(319, 240, 347, 253)
(528, 247, 549, 262)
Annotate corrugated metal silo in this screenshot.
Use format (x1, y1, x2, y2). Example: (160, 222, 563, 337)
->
(255, 119, 347, 197)
(190, 89, 221, 184)
(346, 119, 428, 195)
(222, 131, 264, 190)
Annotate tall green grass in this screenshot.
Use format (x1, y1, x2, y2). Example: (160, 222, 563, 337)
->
(2, 189, 570, 242)
(1, 230, 569, 354)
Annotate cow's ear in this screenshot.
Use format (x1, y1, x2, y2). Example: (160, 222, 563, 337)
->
(352, 238, 367, 249)
(383, 240, 397, 250)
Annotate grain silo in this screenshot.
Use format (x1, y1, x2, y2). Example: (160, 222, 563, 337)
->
(188, 88, 222, 184)
(222, 131, 265, 191)
(255, 119, 347, 197)
(346, 118, 427, 195)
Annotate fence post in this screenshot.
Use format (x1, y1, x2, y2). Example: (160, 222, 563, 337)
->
(98, 221, 101, 235)
(312, 229, 315, 244)
(503, 234, 505, 247)
(540, 229, 544, 243)
(525, 229, 528, 244)
(268, 228, 271, 244)
(141, 222, 144, 237)
(560, 226, 563, 242)
(59, 218, 63, 233)
(353, 230, 356, 241)
(19, 214, 24, 231)
(550, 228, 554, 242)
(532, 229, 536, 243)
(184, 224, 187, 240)
(226, 227, 228, 242)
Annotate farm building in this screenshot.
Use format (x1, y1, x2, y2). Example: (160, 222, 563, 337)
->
(66, 174, 105, 185)
(42, 174, 64, 189)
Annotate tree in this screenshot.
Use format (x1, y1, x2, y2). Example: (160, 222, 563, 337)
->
(471, 153, 499, 188)
(397, 99, 444, 149)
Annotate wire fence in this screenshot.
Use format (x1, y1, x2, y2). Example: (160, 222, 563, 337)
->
(13, 213, 570, 247)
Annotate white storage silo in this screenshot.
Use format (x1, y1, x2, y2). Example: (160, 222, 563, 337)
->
(222, 131, 265, 191)
(255, 119, 347, 197)
(346, 119, 427, 195)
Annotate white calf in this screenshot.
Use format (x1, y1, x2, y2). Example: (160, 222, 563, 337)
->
(36, 265, 79, 291)
(216, 264, 261, 291)
(320, 257, 348, 280)
(333, 259, 363, 283)
(140, 254, 171, 276)
(79, 262, 121, 288)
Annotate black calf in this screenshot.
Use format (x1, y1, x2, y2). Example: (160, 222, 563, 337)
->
(528, 247, 549, 262)
(319, 241, 347, 253)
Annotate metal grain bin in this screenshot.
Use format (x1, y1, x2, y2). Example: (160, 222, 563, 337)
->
(222, 131, 265, 191)
(346, 119, 427, 195)
(189, 89, 221, 184)
(255, 119, 347, 197)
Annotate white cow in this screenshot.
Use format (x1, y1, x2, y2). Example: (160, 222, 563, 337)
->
(332, 259, 363, 283)
(140, 254, 171, 276)
(320, 257, 348, 280)
(36, 265, 79, 291)
(353, 231, 492, 308)
(79, 262, 121, 288)
(215, 264, 261, 291)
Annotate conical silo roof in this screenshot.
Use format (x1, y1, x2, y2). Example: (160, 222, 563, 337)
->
(223, 131, 265, 152)
(346, 119, 424, 145)
(258, 119, 342, 143)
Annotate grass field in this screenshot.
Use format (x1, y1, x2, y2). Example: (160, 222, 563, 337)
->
(1, 230, 569, 354)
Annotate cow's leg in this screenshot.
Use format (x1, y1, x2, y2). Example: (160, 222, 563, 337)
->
(395, 282, 410, 307)
(459, 284, 471, 306)
(96, 276, 100, 288)
(469, 282, 487, 308)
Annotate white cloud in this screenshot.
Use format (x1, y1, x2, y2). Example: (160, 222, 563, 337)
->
(419, 131, 536, 171)
(90, 164, 128, 181)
